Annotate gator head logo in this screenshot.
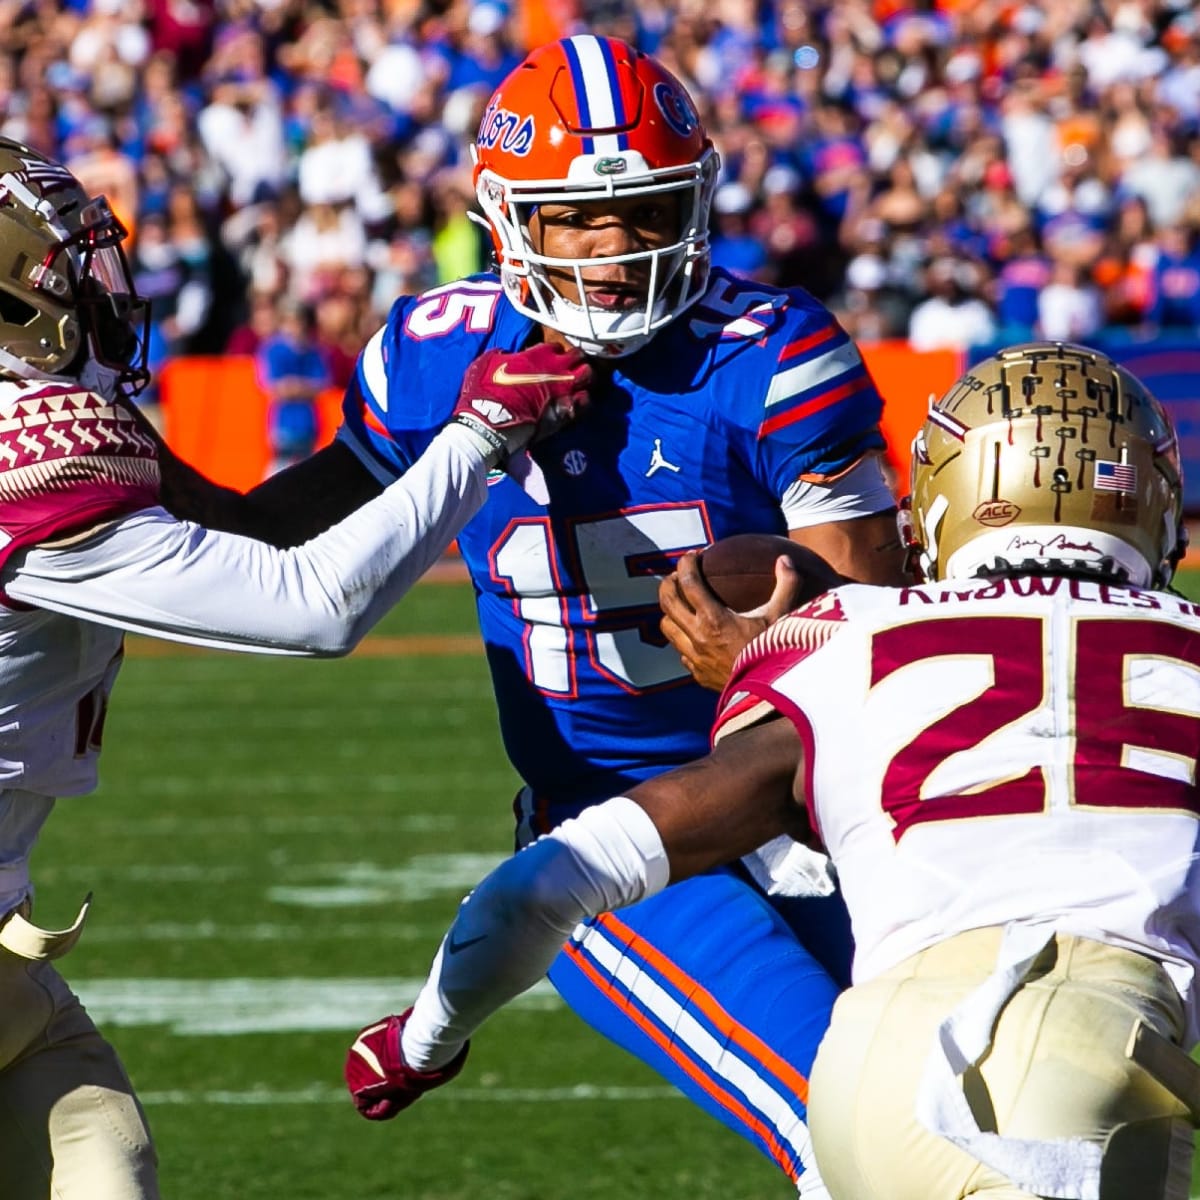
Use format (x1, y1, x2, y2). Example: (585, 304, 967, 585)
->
(973, 499, 1021, 527)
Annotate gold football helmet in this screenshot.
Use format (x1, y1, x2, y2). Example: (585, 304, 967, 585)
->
(0, 137, 148, 392)
(906, 342, 1184, 588)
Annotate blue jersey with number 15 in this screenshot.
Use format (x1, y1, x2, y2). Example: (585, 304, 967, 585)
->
(337, 269, 886, 817)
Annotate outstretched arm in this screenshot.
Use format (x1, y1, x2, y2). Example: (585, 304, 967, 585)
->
(155, 340, 594, 547)
(7, 345, 594, 655)
(157, 439, 384, 547)
(7, 424, 489, 656)
(345, 717, 805, 1116)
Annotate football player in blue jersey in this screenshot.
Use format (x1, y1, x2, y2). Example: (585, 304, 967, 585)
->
(160, 35, 905, 1195)
(347, 345, 1200, 1200)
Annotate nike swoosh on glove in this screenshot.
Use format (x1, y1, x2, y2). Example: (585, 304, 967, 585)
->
(451, 342, 592, 467)
(344, 1007, 470, 1120)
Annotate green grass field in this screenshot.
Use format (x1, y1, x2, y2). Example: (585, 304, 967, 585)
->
(31, 571, 1200, 1198)
(34, 579, 784, 1200)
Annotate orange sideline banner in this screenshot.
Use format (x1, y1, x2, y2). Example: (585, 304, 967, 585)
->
(159, 345, 961, 496)
(515, 0, 578, 50)
(160, 356, 343, 492)
(860, 341, 963, 494)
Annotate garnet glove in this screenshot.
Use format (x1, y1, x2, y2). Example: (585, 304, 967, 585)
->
(451, 342, 592, 466)
(345, 1007, 469, 1120)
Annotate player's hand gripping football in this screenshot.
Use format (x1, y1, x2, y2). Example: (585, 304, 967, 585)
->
(344, 1007, 469, 1120)
(452, 343, 592, 467)
(659, 551, 809, 692)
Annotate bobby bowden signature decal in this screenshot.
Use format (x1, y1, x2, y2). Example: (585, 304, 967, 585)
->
(1006, 532, 1104, 558)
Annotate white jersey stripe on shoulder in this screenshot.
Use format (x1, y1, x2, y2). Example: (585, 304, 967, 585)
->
(572, 919, 814, 1169)
(568, 35, 623, 156)
(780, 455, 895, 529)
(419, 278, 503, 300)
(360, 327, 388, 415)
(765, 341, 864, 409)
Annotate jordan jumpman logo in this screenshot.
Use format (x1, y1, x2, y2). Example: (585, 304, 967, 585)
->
(646, 438, 681, 477)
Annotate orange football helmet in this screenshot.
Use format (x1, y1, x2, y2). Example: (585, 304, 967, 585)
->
(472, 35, 718, 358)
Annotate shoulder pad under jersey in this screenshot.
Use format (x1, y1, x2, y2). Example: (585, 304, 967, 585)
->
(712, 592, 851, 744)
(339, 276, 534, 478)
(0, 382, 159, 573)
(685, 273, 886, 486)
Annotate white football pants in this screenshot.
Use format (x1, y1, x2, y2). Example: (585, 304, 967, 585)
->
(0, 916, 158, 1199)
(809, 927, 1194, 1200)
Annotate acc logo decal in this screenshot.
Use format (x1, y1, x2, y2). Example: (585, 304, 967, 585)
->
(477, 101, 535, 156)
(973, 499, 1021, 527)
(653, 82, 697, 138)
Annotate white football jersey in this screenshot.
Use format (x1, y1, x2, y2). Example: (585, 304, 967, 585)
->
(0, 379, 158, 799)
(0, 377, 494, 916)
(716, 575, 1200, 1018)
(0, 604, 123, 799)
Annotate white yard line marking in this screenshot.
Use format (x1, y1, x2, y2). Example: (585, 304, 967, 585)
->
(65, 814, 460, 836)
(266, 853, 506, 907)
(139, 1084, 682, 1106)
(37, 853, 507, 908)
(75, 977, 560, 1035)
(80, 921, 435, 943)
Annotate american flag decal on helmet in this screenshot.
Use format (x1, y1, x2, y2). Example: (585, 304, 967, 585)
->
(1095, 460, 1137, 493)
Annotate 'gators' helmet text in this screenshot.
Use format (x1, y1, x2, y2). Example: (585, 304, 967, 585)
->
(472, 35, 718, 359)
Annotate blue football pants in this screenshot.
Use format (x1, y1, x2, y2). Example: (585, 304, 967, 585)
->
(547, 864, 851, 1184)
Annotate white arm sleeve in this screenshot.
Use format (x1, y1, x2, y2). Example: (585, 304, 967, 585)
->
(3, 424, 489, 656)
(780, 452, 896, 529)
(402, 796, 670, 1070)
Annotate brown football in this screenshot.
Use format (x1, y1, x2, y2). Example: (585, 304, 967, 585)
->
(696, 533, 843, 613)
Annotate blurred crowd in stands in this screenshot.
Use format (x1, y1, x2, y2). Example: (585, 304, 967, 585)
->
(4, 0, 1198, 434)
